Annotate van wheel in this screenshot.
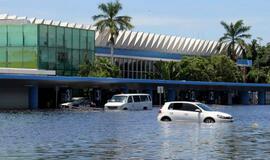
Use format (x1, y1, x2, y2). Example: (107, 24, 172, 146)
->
(123, 108, 128, 110)
(161, 116, 171, 122)
(143, 107, 147, 110)
(204, 118, 215, 123)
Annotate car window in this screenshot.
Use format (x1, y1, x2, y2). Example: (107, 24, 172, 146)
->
(182, 103, 198, 112)
(133, 96, 141, 102)
(169, 103, 183, 110)
(127, 96, 133, 103)
(140, 95, 148, 102)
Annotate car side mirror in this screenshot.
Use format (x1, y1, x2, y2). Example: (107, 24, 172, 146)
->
(195, 109, 202, 113)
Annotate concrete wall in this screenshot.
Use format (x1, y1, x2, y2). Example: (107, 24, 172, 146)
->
(0, 87, 28, 109)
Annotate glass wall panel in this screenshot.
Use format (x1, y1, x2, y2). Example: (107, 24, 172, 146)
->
(0, 25, 7, 46)
(72, 29, 80, 49)
(48, 48, 56, 70)
(72, 50, 80, 70)
(57, 27, 64, 47)
(8, 47, 23, 68)
(65, 28, 72, 48)
(87, 31, 95, 50)
(39, 47, 49, 69)
(8, 25, 23, 46)
(64, 49, 72, 71)
(0, 48, 7, 67)
(39, 25, 48, 46)
(56, 48, 65, 70)
(24, 25, 38, 46)
(22, 47, 37, 68)
(80, 30, 87, 49)
(48, 26, 56, 47)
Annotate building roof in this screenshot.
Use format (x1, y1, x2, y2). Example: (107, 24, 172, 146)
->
(95, 30, 242, 56)
(0, 13, 243, 56)
(0, 74, 268, 91)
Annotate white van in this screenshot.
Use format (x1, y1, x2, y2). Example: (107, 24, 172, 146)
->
(104, 94, 152, 110)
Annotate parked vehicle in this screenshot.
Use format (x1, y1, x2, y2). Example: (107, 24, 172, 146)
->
(60, 97, 94, 109)
(104, 94, 152, 110)
(158, 101, 233, 123)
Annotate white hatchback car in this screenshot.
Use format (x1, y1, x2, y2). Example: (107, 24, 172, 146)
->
(158, 101, 233, 123)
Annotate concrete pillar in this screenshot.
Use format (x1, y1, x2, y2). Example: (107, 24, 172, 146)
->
(258, 91, 266, 105)
(240, 91, 249, 105)
(228, 92, 233, 105)
(167, 89, 176, 101)
(29, 86, 38, 109)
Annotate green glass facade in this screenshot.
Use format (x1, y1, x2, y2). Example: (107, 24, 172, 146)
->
(0, 24, 95, 76)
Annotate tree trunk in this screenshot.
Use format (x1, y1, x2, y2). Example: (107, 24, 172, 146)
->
(110, 44, 114, 64)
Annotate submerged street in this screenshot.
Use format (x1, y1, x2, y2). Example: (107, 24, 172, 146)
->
(0, 106, 270, 159)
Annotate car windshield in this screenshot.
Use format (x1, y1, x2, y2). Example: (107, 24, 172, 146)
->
(71, 98, 84, 102)
(197, 103, 213, 111)
(109, 96, 127, 103)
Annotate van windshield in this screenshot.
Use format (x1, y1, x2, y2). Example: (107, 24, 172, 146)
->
(110, 96, 127, 103)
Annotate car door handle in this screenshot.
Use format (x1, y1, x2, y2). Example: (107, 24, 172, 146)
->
(169, 112, 173, 115)
(184, 113, 188, 116)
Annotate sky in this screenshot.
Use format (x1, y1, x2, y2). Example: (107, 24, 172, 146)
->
(0, 0, 269, 43)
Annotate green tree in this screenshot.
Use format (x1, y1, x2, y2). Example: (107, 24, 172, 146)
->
(93, 0, 134, 64)
(79, 57, 121, 78)
(179, 57, 215, 81)
(153, 61, 181, 80)
(210, 55, 242, 82)
(219, 20, 251, 61)
(247, 67, 267, 83)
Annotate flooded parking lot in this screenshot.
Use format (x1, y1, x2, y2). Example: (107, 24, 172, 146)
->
(0, 105, 270, 159)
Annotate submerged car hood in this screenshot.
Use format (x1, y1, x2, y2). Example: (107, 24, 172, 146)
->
(211, 111, 232, 117)
(105, 102, 125, 107)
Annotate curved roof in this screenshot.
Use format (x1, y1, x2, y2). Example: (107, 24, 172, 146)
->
(95, 30, 243, 56)
(0, 13, 243, 56)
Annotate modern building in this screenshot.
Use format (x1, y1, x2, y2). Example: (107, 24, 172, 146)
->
(95, 30, 246, 79)
(0, 14, 95, 76)
(0, 14, 266, 109)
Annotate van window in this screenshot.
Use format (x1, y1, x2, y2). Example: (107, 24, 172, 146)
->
(140, 95, 148, 102)
(127, 96, 133, 103)
(148, 96, 152, 101)
(133, 96, 141, 102)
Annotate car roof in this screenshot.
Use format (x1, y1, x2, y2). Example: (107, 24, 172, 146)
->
(165, 101, 201, 105)
(113, 93, 150, 96)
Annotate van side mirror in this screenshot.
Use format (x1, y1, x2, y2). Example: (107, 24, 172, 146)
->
(195, 109, 202, 112)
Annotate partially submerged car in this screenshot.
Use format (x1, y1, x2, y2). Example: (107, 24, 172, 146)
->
(158, 101, 233, 123)
(60, 97, 94, 109)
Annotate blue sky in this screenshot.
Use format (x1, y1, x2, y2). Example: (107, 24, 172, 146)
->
(0, 0, 269, 43)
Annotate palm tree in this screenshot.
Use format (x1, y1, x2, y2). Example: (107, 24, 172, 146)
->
(219, 20, 251, 61)
(153, 61, 181, 80)
(93, 0, 134, 64)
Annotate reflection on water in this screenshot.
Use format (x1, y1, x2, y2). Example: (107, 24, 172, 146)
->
(0, 106, 270, 159)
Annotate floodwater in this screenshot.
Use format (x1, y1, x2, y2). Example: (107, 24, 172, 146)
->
(0, 105, 270, 159)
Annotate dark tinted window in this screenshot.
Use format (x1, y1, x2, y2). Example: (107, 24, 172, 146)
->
(169, 103, 183, 110)
(133, 96, 140, 102)
(140, 95, 148, 102)
(182, 103, 198, 112)
(127, 96, 133, 103)
(169, 103, 198, 111)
